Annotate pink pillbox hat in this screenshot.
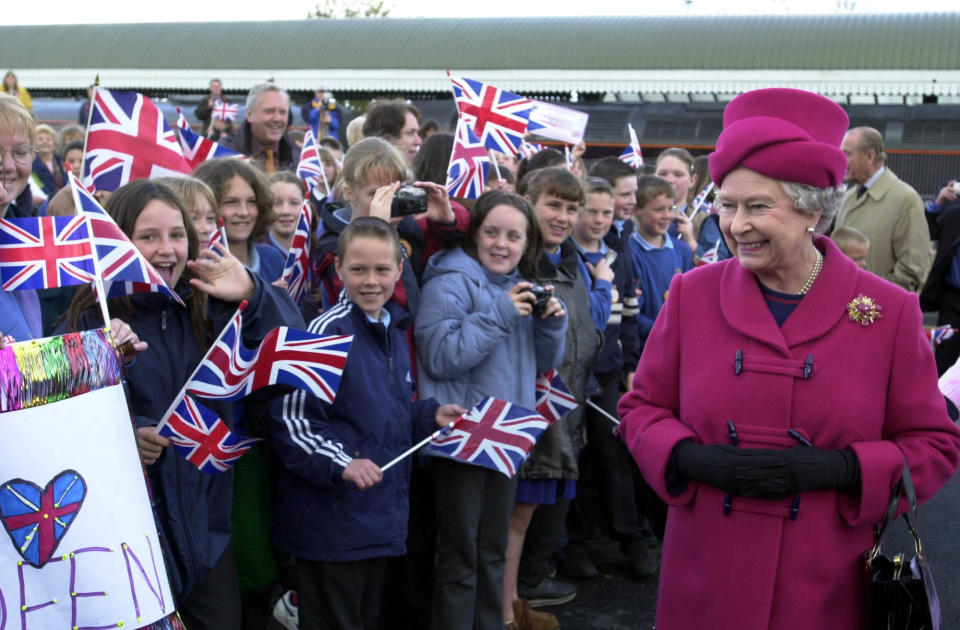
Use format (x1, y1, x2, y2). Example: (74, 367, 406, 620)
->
(709, 88, 849, 189)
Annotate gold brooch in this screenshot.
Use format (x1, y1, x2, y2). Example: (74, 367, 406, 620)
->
(847, 295, 882, 326)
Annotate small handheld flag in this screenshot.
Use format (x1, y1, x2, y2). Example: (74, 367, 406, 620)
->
(449, 72, 534, 155)
(176, 109, 244, 168)
(208, 217, 227, 250)
(211, 100, 239, 122)
(186, 308, 351, 403)
(691, 182, 715, 216)
(69, 172, 184, 306)
(696, 239, 723, 267)
(83, 88, 192, 192)
(0, 216, 96, 291)
(927, 324, 957, 349)
(535, 370, 578, 424)
(159, 395, 260, 474)
(618, 123, 644, 169)
(281, 200, 312, 302)
(517, 141, 543, 160)
(446, 119, 490, 200)
(429, 396, 553, 477)
(297, 127, 332, 202)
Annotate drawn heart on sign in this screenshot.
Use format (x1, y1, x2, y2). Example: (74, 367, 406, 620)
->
(0, 470, 87, 568)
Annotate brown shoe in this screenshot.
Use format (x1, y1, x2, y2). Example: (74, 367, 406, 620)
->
(512, 599, 531, 630)
(513, 599, 559, 630)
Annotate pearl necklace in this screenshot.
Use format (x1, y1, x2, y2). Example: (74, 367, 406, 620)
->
(798, 248, 823, 295)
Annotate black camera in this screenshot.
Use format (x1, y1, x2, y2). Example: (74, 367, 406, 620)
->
(391, 185, 427, 217)
(527, 285, 552, 315)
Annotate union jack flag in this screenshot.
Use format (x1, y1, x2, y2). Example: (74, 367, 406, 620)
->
(176, 109, 244, 169)
(211, 100, 239, 122)
(429, 396, 553, 477)
(618, 123, 644, 169)
(0, 470, 86, 568)
(449, 73, 534, 155)
(696, 238, 723, 267)
(186, 306, 352, 403)
(517, 141, 543, 160)
(159, 395, 260, 474)
(691, 182, 715, 215)
(68, 172, 184, 306)
(297, 127, 332, 202)
(281, 200, 312, 302)
(446, 118, 489, 200)
(535, 370, 579, 424)
(927, 324, 958, 349)
(0, 215, 95, 291)
(207, 218, 227, 250)
(83, 88, 192, 192)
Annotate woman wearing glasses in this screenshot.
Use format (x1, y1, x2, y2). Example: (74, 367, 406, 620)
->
(0, 93, 37, 220)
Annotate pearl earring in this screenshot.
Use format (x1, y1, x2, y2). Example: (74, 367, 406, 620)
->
(806, 226, 815, 233)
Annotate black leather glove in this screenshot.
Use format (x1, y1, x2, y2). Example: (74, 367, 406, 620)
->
(673, 442, 789, 498)
(780, 446, 860, 495)
(673, 442, 861, 500)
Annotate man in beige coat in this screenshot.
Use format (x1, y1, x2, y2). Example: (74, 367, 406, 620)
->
(834, 126, 929, 291)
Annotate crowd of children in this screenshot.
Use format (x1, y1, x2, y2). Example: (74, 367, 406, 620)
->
(5, 83, 887, 630)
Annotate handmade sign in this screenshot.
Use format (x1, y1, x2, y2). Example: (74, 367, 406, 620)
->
(0, 331, 175, 629)
(527, 100, 589, 145)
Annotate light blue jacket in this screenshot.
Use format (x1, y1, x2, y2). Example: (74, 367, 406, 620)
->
(415, 248, 567, 458)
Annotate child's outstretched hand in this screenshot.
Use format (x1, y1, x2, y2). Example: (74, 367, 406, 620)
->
(343, 458, 383, 490)
(435, 404, 467, 428)
(187, 241, 255, 303)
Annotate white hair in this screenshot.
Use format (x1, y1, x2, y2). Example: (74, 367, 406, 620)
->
(779, 181, 847, 233)
(245, 82, 288, 113)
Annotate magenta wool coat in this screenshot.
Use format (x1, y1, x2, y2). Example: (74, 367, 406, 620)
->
(618, 236, 960, 630)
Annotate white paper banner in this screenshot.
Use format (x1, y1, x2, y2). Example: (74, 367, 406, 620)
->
(527, 100, 589, 145)
(939, 359, 960, 409)
(0, 384, 174, 629)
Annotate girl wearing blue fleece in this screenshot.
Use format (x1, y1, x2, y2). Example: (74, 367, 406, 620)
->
(415, 191, 567, 630)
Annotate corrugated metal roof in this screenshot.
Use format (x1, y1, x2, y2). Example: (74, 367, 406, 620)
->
(2, 13, 959, 72)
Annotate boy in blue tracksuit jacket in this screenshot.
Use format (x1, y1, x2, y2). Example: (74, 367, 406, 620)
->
(628, 175, 694, 342)
(269, 218, 462, 630)
(564, 180, 656, 579)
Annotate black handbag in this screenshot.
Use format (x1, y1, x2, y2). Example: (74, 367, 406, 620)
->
(865, 461, 941, 630)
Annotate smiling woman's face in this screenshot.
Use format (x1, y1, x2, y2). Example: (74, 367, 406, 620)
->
(0, 129, 32, 214)
(716, 167, 820, 288)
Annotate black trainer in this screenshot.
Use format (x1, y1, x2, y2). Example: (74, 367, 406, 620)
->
(622, 537, 660, 580)
(518, 576, 577, 608)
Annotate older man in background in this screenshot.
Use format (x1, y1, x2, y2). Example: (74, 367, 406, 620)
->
(222, 82, 300, 174)
(833, 126, 929, 291)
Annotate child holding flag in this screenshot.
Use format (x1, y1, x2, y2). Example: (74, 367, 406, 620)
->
(269, 217, 464, 630)
(415, 190, 567, 630)
(63, 178, 302, 630)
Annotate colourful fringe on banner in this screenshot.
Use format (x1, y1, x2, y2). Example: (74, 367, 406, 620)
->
(0, 329, 122, 412)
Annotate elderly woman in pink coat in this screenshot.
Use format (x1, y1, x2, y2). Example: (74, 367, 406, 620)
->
(617, 87, 960, 629)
